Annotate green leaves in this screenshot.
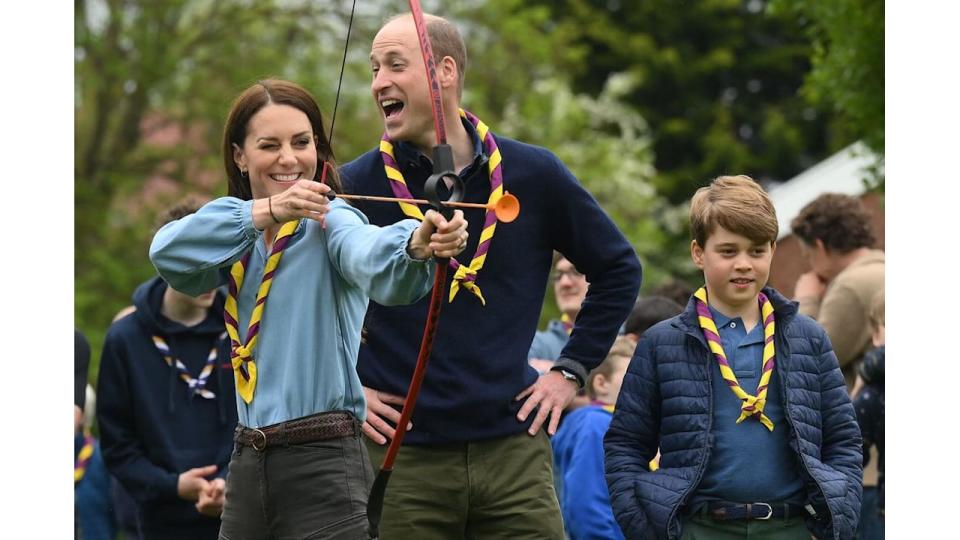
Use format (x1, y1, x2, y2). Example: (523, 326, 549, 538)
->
(772, 0, 884, 162)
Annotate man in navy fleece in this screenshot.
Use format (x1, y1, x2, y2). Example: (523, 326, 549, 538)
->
(340, 13, 642, 538)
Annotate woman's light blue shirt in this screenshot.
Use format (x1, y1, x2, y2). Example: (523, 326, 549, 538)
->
(150, 197, 433, 428)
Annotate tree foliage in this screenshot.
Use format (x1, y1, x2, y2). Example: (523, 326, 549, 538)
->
(770, 0, 884, 179)
(523, 0, 852, 204)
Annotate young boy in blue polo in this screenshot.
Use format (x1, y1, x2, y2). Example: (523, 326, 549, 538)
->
(604, 175, 862, 539)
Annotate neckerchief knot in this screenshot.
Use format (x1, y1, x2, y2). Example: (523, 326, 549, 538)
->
(449, 262, 486, 305)
(152, 334, 220, 400)
(694, 286, 777, 432)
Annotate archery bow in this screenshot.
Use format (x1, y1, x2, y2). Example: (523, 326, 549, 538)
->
(366, 2, 464, 536)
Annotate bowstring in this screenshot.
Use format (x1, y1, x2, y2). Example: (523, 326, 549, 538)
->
(327, 0, 357, 150)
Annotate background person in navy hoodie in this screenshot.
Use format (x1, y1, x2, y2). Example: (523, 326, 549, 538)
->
(341, 13, 642, 538)
(98, 201, 237, 539)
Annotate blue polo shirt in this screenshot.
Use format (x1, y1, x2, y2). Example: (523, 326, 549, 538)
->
(691, 306, 805, 507)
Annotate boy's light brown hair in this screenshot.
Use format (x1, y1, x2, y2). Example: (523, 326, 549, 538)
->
(689, 175, 778, 248)
(586, 336, 635, 400)
(868, 289, 884, 333)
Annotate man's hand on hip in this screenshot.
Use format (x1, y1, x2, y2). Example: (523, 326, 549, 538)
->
(515, 371, 578, 436)
(362, 386, 412, 445)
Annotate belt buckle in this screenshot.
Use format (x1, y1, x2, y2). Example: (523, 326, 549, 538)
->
(753, 502, 773, 520)
(250, 428, 267, 451)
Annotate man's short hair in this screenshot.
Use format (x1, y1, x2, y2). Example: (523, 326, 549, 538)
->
(868, 289, 885, 333)
(624, 296, 684, 337)
(586, 336, 634, 400)
(790, 193, 875, 253)
(689, 175, 778, 248)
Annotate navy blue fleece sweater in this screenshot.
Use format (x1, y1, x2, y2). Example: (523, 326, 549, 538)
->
(340, 125, 642, 444)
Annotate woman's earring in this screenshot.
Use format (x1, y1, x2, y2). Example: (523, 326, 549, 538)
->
(240, 168, 248, 177)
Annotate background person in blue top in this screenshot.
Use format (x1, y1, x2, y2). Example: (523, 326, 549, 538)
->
(98, 201, 237, 540)
(150, 79, 467, 540)
(605, 175, 862, 540)
(529, 254, 593, 414)
(552, 336, 635, 540)
(340, 13, 642, 539)
(529, 254, 589, 373)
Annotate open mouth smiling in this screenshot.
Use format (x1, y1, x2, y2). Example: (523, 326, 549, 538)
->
(270, 173, 303, 183)
(381, 98, 405, 118)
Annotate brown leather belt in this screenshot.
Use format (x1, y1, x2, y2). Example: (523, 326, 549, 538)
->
(235, 411, 358, 451)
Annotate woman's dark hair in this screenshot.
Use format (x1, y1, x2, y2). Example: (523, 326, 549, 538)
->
(222, 79, 342, 200)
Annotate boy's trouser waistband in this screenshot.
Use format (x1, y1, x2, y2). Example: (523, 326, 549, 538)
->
(701, 501, 810, 521)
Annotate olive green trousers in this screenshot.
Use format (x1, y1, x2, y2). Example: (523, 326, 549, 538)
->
(365, 430, 565, 539)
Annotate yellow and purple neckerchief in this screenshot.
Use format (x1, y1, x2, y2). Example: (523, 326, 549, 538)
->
(379, 108, 503, 305)
(74, 434, 95, 483)
(694, 286, 777, 431)
(151, 333, 225, 399)
(561, 313, 574, 335)
(223, 220, 298, 404)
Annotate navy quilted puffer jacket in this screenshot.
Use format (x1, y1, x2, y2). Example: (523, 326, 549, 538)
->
(604, 287, 862, 539)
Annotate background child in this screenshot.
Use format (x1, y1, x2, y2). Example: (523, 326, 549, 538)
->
(74, 330, 117, 540)
(553, 336, 635, 540)
(605, 175, 862, 539)
(623, 295, 684, 343)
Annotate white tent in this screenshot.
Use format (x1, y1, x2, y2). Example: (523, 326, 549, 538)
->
(767, 141, 882, 239)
